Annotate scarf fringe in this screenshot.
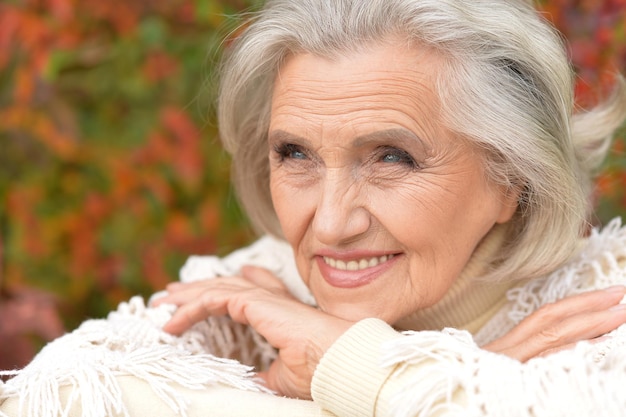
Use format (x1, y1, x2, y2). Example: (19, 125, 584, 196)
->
(0, 297, 270, 417)
(381, 328, 482, 417)
(382, 328, 626, 417)
(0, 236, 302, 416)
(507, 218, 626, 324)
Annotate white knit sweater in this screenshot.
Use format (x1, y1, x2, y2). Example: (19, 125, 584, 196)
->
(1, 219, 626, 417)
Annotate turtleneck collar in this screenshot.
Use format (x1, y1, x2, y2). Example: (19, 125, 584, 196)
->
(393, 224, 519, 334)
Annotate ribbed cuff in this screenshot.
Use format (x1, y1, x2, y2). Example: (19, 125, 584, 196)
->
(311, 318, 402, 417)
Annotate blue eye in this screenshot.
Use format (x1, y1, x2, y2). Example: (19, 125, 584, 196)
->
(379, 147, 417, 167)
(274, 143, 308, 161)
(290, 148, 307, 159)
(382, 154, 402, 163)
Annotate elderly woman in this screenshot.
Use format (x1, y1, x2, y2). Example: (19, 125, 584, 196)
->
(3, 0, 626, 416)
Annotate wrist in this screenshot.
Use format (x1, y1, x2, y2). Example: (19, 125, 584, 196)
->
(307, 315, 353, 375)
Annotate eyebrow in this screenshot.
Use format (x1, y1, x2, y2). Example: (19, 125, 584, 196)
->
(267, 130, 310, 146)
(268, 128, 428, 152)
(353, 128, 427, 151)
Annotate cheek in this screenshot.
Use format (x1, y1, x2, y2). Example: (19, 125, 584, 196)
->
(269, 173, 313, 243)
(375, 171, 499, 232)
(367, 180, 446, 233)
(269, 176, 292, 230)
(368, 176, 498, 270)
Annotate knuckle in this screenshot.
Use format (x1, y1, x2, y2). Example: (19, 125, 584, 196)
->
(533, 303, 560, 322)
(199, 292, 217, 311)
(537, 326, 565, 346)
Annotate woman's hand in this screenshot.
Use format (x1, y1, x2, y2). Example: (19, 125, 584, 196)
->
(152, 266, 352, 399)
(482, 286, 626, 361)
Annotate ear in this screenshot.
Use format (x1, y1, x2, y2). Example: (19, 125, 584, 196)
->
(495, 185, 522, 224)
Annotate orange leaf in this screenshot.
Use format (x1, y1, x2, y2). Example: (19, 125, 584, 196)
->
(142, 50, 179, 83)
(161, 108, 202, 187)
(13, 67, 35, 104)
(140, 245, 171, 291)
(0, 6, 19, 70)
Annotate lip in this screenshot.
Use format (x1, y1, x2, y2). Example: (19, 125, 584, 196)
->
(315, 251, 401, 289)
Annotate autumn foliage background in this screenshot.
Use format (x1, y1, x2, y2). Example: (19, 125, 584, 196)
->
(1, 0, 625, 369)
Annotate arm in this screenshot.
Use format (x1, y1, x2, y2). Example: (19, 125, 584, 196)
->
(157, 265, 626, 410)
(155, 265, 354, 398)
(313, 317, 626, 417)
(312, 278, 626, 417)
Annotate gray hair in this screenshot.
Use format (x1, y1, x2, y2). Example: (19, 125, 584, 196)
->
(217, 0, 626, 281)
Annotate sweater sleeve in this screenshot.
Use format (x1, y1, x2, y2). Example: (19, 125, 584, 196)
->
(311, 319, 476, 417)
(311, 319, 404, 416)
(312, 317, 626, 417)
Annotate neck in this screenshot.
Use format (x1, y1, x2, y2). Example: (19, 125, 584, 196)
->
(393, 224, 518, 334)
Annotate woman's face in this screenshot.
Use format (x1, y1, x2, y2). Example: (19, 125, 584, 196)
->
(268, 41, 517, 324)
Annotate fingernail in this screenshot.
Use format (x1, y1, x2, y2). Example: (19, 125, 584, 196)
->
(604, 285, 626, 293)
(610, 303, 626, 312)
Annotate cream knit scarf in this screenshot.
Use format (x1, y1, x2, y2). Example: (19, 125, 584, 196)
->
(2, 219, 626, 417)
(0, 236, 305, 417)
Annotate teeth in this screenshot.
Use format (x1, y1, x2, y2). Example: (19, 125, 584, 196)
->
(346, 261, 359, 271)
(323, 254, 394, 271)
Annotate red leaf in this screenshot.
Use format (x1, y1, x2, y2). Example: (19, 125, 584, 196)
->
(0, 288, 65, 370)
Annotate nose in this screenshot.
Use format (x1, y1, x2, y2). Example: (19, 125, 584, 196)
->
(311, 170, 371, 246)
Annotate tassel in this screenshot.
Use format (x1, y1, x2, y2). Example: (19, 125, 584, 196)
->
(0, 298, 270, 417)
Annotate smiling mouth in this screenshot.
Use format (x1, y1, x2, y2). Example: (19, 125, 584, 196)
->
(322, 254, 395, 271)
(316, 253, 399, 288)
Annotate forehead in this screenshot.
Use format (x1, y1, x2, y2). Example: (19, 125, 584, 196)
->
(270, 41, 446, 137)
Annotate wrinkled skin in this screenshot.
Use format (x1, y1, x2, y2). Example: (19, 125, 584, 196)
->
(267, 42, 518, 324)
(154, 267, 626, 399)
(154, 41, 626, 399)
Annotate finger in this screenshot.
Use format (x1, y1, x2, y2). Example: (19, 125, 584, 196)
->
(501, 304, 626, 362)
(152, 282, 209, 306)
(486, 286, 626, 351)
(532, 286, 626, 320)
(536, 335, 611, 359)
(165, 281, 185, 291)
(159, 276, 286, 334)
(162, 279, 280, 334)
(154, 278, 253, 307)
(162, 292, 231, 335)
(254, 371, 271, 390)
(153, 286, 205, 307)
(164, 278, 227, 293)
(240, 266, 288, 291)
